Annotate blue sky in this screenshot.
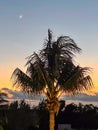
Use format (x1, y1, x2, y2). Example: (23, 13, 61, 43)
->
(0, 0, 98, 92)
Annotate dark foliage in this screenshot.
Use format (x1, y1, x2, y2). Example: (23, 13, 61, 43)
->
(0, 100, 98, 130)
(57, 102, 98, 129)
(9, 100, 30, 110)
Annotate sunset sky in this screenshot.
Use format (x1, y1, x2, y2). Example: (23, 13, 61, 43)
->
(0, 0, 98, 94)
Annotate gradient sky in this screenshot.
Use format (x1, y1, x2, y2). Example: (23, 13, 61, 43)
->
(0, 0, 98, 94)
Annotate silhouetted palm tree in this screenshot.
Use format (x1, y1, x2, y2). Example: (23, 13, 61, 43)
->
(0, 90, 8, 105)
(11, 30, 93, 130)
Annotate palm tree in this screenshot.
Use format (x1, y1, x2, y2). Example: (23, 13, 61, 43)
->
(11, 30, 93, 130)
(0, 90, 8, 105)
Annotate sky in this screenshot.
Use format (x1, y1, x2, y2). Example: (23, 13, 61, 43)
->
(0, 0, 98, 94)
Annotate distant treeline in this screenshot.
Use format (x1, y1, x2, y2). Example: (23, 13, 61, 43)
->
(0, 100, 98, 130)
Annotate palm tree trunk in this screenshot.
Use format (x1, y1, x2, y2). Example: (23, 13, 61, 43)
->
(49, 110, 55, 130)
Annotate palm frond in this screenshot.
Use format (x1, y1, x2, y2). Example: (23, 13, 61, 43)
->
(0, 91, 8, 104)
(59, 66, 93, 94)
(27, 53, 49, 80)
(48, 29, 52, 43)
(0, 92, 8, 97)
(0, 99, 8, 103)
(11, 68, 33, 93)
(57, 36, 81, 57)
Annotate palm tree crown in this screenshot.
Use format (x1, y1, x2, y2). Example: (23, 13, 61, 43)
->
(12, 29, 93, 96)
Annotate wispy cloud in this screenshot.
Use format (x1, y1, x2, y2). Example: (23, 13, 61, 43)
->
(1, 88, 98, 103)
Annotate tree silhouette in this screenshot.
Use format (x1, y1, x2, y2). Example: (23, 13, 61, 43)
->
(11, 30, 93, 130)
(0, 90, 8, 107)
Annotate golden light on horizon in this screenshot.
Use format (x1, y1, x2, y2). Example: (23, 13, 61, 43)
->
(0, 71, 98, 92)
(0, 64, 26, 90)
(0, 61, 98, 94)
